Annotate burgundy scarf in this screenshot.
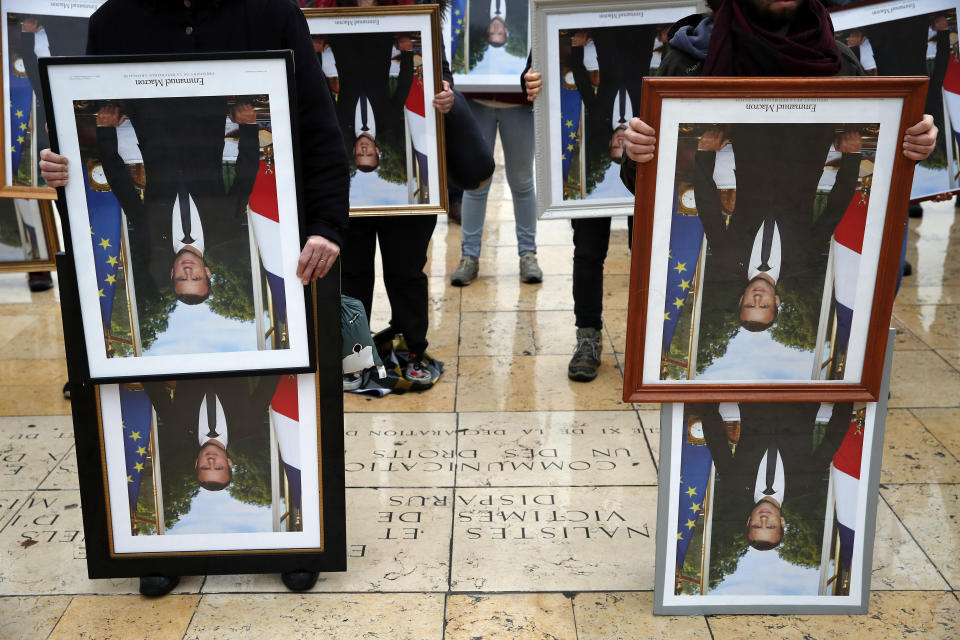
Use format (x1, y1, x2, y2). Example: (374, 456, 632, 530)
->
(704, 0, 842, 76)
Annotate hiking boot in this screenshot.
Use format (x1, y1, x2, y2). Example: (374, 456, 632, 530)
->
(404, 355, 433, 384)
(519, 251, 543, 283)
(568, 327, 602, 382)
(450, 254, 479, 286)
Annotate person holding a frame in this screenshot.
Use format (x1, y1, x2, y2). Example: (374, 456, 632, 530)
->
(39, 0, 350, 596)
(620, 0, 938, 178)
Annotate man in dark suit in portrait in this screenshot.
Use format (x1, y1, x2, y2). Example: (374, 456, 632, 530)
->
(94, 99, 260, 306)
(328, 32, 414, 172)
(692, 123, 862, 331)
(691, 401, 853, 550)
(569, 25, 656, 165)
(144, 375, 280, 491)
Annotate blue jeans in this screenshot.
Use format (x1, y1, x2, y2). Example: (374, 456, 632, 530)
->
(460, 101, 537, 258)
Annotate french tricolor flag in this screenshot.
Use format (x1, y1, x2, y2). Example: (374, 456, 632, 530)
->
(405, 73, 429, 198)
(271, 374, 301, 511)
(832, 412, 864, 572)
(831, 190, 868, 357)
(942, 53, 960, 161)
(248, 159, 287, 325)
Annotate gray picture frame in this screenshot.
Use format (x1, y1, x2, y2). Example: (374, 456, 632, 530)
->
(652, 328, 896, 615)
(530, 0, 704, 219)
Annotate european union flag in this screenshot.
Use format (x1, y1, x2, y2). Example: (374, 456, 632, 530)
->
(450, 0, 467, 62)
(662, 189, 704, 352)
(676, 417, 712, 569)
(119, 387, 153, 511)
(560, 84, 582, 184)
(84, 166, 123, 328)
(8, 56, 33, 182)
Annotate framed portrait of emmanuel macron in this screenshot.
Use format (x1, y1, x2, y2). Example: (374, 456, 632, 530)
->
(58, 262, 346, 575)
(653, 332, 896, 615)
(0, 197, 58, 272)
(303, 5, 447, 216)
(531, 0, 700, 220)
(1, 0, 107, 198)
(442, 0, 531, 92)
(623, 77, 927, 403)
(830, 0, 960, 202)
(40, 52, 315, 383)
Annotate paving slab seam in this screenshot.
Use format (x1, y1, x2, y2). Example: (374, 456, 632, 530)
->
(878, 492, 956, 591)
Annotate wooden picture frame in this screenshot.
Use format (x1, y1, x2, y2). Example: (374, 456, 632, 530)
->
(829, 0, 960, 202)
(0, 197, 58, 272)
(530, 0, 703, 220)
(623, 77, 927, 403)
(0, 0, 107, 198)
(303, 5, 448, 217)
(40, 51, 316, 383)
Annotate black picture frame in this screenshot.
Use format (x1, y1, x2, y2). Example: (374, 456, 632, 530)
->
(40, 51, 316, 384)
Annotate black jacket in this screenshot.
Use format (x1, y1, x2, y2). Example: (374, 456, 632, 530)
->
(694, 401, 853, 513)
(96, 101, 260, 268)
(330, 33, 414, 151)
(692, 124, 861, 282)
(87, 0, 350, 246)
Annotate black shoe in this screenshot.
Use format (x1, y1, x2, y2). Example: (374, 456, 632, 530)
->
(62, 381, 71, 400)
(27, 271, 53, 292)
(902, 261, 913, 277)
(281, 570, 318, 591)
(139, 575, 179, 597)
(908, 203, 923, 218)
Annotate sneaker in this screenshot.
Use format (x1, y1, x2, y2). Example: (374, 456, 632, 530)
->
(519, 251, 543, 284)
(450, 254, 479, 286)
(568, 327, 602, 382)
(404, 355, 433, 384)
(342, 372, 363, 391)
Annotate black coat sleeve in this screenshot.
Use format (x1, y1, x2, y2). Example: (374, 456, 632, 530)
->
(227, 123, 260, 201)
(276, 4, 350, 246)
(96, 126, 147, 224)
(813, 152, 859, 246)
(693, 150, 728, 249)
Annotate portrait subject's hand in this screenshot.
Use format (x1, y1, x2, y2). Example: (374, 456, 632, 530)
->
(433, 81, 454, 114)
(624, 117, 657, 163)
(524, 70, 542, 102)
(230, 103, 256, 125)
(39, 149, 69, 188)
(571, 31, 590, 47)
(698, 128, 730, 152)
(96, 104, 126, 128)
(396, 35, 414, 52)
(903, 114, 937, 161)
(297, 234, 340, 284)
(836, 130, 863, 154)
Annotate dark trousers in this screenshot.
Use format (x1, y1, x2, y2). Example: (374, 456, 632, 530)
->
(571, 216, 632, 329)
(341, 214, 437, 355)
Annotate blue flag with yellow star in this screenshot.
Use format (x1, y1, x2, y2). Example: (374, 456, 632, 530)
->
(119, 386, 153, 510)
(677, 420, 712, 568)
(560, 84, 581, 183)
(8, 56, 32, 181)
(662, 189, 704, 352)
(84, 166, 123, 328)
(450, 0, 467, 61)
